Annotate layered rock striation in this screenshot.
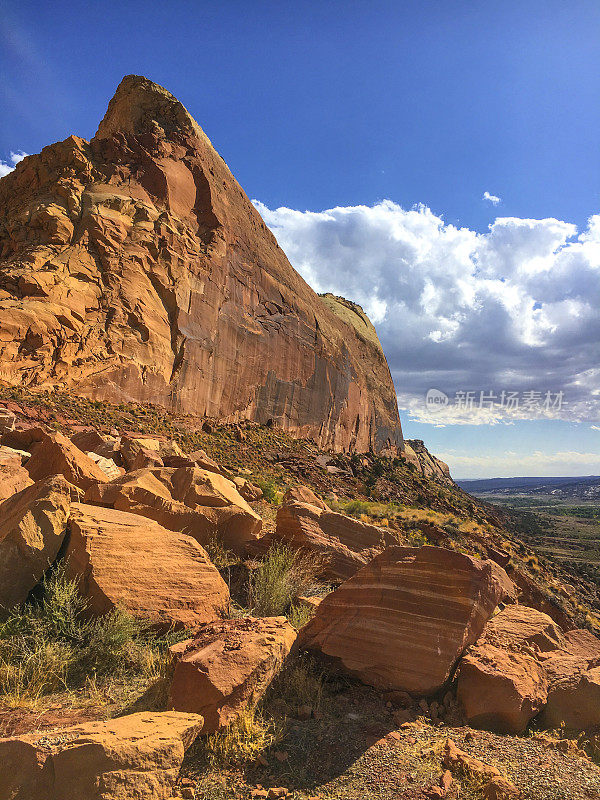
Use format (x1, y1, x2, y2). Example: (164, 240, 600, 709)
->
(299, 545, 515, 694)
(0, 75, 403, 454)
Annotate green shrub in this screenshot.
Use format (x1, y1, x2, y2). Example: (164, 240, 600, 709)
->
(254, 478, 281, 504)
(340, 499, 371, 517)
(77, 607, 143, 680)
(0, 562, 175, 701)
(286, 603, 314, 630)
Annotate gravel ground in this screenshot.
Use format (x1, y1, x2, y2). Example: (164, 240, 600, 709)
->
(184, 682, 600, 800)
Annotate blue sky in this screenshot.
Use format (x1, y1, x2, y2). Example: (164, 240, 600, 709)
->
(2, 0, 600, 478)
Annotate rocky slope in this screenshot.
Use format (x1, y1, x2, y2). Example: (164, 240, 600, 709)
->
(0, 75, 403, 454)
(2, 400, 600, 799)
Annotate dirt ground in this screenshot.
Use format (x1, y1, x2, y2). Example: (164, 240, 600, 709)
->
(182, 680, 600, 800)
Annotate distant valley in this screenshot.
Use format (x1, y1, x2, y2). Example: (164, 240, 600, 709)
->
(458, 474, 600, 501)
(459, 475, 600, 612)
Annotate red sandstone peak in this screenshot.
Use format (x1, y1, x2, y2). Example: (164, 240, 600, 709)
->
(95, 74, 205, 141)
(0, 75, 403, 453)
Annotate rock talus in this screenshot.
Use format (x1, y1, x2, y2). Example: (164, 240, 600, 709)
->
(85, 465, 262, 554)
(457, 605, 600, 734)
(0, 75, 403, 454)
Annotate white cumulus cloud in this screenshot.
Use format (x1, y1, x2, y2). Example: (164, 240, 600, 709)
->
(483, 191, 501, 205)
(253, 199, 600, 425)
(0, 150, 28, 178)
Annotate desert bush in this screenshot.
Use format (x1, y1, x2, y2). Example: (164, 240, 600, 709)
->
(203, 534, 240, 569)
(443, 522, 461, 537)
(406, 529, 429, 548)
(339, 499, 371, 517)
(286, 602, 314, 630)
(202, 706, 282, 767)
(254, 477, 281, 504)
(249, 544, 325, 616)
(0, 562, 177, 701)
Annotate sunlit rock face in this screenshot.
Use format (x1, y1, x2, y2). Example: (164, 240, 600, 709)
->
(0, 75, 403, 454)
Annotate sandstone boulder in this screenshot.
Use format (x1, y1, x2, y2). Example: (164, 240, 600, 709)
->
(119, 435, 164, 470)
(457, 643, 548, 734)
(86, 451, 123, 480)
(0, 476, 71, 609)
(456, 605, 563, 733)
(481, 604, 566, 653)
(258, 502, 398, 581)
(188, 450, 232, 477)
(0, 444, 30, 465)
(299, 546, 514, 693)
(0, 459, 33, 502)
(0, 407, 15, 433)
(24, 429, 111, 490)
(282, 485, 329, 510)
(116, 435, 165, 470)
(85, 466, 262, 553)
(0, 711, 203, 800)
(233, 476, 263, 501)
(538, 629, 600, 730)
(71, 429, 117, 457)
(168, 617, 296, 732)
(508, 568, 574, 631)
(457, 605, 600, 733)
(541, 665, 600, 731)
(1, 425, 46, 451)
(562, 627, 600, 660)
(63, 503, 229, 629)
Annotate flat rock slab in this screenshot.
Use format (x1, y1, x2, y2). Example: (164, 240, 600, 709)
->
(169, 616, 297, 732)
(0, 710, 203, 800)
(64, 502, 229, 629)
(299, 545, 514, 694)
(0, 475, 71, 608)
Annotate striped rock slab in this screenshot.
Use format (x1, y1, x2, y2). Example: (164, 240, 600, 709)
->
(299, 545, 515, 695)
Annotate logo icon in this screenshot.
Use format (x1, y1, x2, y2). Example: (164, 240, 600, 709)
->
(425, 388, 449, 411)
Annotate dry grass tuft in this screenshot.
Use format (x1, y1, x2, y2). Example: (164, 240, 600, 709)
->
(267, 654, 325, 711)
(249, 543, 326, 617)
(202, 706, 282, 767)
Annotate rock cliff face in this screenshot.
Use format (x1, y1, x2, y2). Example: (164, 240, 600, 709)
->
(0, 75, 403, 453)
